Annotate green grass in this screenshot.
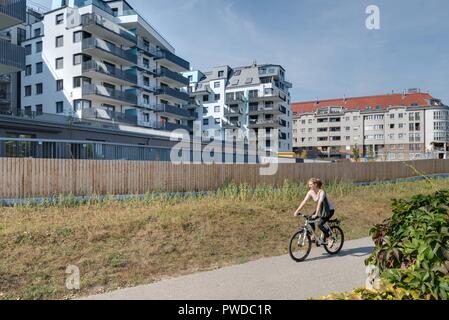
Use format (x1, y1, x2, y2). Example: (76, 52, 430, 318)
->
(0, 178, 448, 300)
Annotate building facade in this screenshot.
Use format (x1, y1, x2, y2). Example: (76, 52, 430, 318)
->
(184, 64, 293, 153)
(20, 0, 193, 135)
(0, 0, 27, 114)
(292, 90, 449, 160)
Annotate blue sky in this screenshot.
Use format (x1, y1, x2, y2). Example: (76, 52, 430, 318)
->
(40, 0, 449, 103)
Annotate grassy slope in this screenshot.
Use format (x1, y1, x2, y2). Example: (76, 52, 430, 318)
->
(0, 178, 447, 300)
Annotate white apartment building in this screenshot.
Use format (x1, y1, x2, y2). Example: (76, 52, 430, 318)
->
(21, 0, 193, 133)
(292, 90, 449, 160)
(183, 64, 293, 153)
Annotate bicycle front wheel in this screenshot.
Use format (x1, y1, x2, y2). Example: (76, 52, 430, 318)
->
(289, 229, 312, 262)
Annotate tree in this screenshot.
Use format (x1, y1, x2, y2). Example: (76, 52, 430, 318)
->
(352, 145, 360, 162)
(300, 150, 308, 159)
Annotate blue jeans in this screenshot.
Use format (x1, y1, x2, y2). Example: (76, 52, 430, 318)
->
(310, 210, 335, 239)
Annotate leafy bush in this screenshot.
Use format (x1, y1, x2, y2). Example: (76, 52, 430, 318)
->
(366, 190, 449, 299)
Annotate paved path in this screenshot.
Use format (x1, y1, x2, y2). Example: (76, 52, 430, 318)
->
(86, 237, 373, 300)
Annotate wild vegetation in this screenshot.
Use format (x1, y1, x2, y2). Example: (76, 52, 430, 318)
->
(319, 189, 449, 300)
(1, 178, 448, 300)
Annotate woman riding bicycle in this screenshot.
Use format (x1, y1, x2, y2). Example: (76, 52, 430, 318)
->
(294, 178, 335, 247)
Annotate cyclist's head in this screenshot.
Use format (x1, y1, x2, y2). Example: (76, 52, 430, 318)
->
(308, 178, 323, 190)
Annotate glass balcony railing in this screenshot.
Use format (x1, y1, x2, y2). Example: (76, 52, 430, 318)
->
(154, 49, 190, 71)
(74, 0, 115, 17)
(81, 107, 138, 125)
(82, 84, 137, 105)
(82, 60, 137, 84)
(155, 86, 190, 102)
(154, 104, 194, 119)
(81, 13, 137, 44)
(156, 68, 189, 86)
(82, 37, 137, 64)
(0, 38, 25, 73)
(160, 122, 192, 132)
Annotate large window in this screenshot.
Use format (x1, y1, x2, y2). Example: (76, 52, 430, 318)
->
(24, 85, 31, 96)
(56, 101, 64, 113)
(73, 76, 91, 88)
(56, 80, 63, 91)
(36, 62, 43, 74)
(56, 13, 64, 25)
(73, 54, 83, 65)
(73, 31, 83, 43)
(36, 83, 43, 95)
(74, 99, 91, 111)
(25, 44, 31, 55)
(36, 41, 42, 53)
(25, 65, 31, 76)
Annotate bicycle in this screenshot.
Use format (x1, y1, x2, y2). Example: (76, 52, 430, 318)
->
(289, 213, 345, 262)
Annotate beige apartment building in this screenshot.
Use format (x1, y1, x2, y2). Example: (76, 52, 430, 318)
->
(292, 90, 449, 160)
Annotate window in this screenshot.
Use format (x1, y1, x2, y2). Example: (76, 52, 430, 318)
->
(143, 58, 150, 69)
(73, 31, 82, 43)
(73, 76, 91, 88)
(398, 113, 404, 118)
(56, 35, 64, 48)
(24, 85, 31, 96)
(203, 119, 209, 126)
(56, 14, 64, 25)
(34, 28, 41, 37)
(390, 114, 395, 119)
(73, 54, 82, 65)
(36, 41, 42, 53)
(36, 83, 43, 95)
(143, 94, 150, 105)
(36, 104, 43, 114)
(390, 124, 395, 129)
(218, 71, 224, 77)
(56, 101, 64, 113)
(25, 44, 31, 55)
(203, 95, 209, 102)
(214, 94, 220, 101)
(203, 107, 208, 114)
(56, 80, 63, 91)
(112, 8, 118, 16)
(25, 65, 32, 76)
(73, 99, 91, 111)
(214, 82, 220, 88)
(36, 62, 43, 74)
(56, 57, 64, 69)
(214, 118, 220, 125)
(214, 106, 220, 113)
(143, 76, 150, 87)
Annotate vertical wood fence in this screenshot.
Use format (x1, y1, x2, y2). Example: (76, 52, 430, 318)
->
(1, 158, 449, 199)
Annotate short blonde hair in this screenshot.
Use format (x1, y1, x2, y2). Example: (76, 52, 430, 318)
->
(308, 178, 323, 189)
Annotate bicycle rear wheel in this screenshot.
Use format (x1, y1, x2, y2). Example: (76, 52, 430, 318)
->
(289, 229, 312, 262)
(324, 226, 344, 255)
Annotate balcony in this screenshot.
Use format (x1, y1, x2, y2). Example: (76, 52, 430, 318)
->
(154, 104, 195, 120)
(81, 107, 138, 126)
(225, 95, 245, 104)
(74, 0, 116, 17)
(156, 68, 189, 88)
(224, 106, 244, 116)
(249, 105, 282, 116)
(82, 61, 137, 86)
(82, 37, 137, 66)
(80, 13, 137, 46)
(248, 88, 286, 102)
(82, 84, 138, 105)
(154, 49, 190, 72)
(222, 120, 242, 129)
(160, 122, 192, 132)
(248, 119, 282, 129)
(0, 0, 26, 30)
(155, 86, 190, 104)
(0, 38, 25, 75)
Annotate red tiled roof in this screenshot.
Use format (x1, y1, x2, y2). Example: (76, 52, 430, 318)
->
(292, 92, 434, 114)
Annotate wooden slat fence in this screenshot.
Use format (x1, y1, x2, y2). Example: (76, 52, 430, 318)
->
(1, 158, 448, 199)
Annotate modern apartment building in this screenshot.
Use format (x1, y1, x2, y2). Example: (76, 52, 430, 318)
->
(184, 64, 293, 153)
(0, 0, 26, 114)
(20, 0, 192, 135)
(292, 89, 449, 160)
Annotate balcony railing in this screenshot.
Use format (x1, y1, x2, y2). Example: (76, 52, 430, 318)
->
(82, 60, 137, 84)
(222, 120, 242, 128)
(160, 122, 192, 132)
(155, 86, 190, 102)
(0, 0, 26, 24)
(74, 0, 115, 17)
(225, 95, 245, 104)
(82, 37, 137, 64)
(248, 105, 282, 114)
(81, 13, 137, 44)
(81, 107, 137, 125)
(248, 119, 281, 128)
(0, 38, 25, 73)
(224, 107, 244, 116)
(156, 68, 189, 86)
(82, 84, 138, 105)
(154, 49, 190, 71)
(154, 104, 194, 119)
